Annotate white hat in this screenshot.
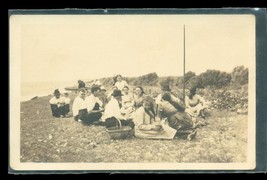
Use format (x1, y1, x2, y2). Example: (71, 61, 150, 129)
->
(100, 86, 106, 90)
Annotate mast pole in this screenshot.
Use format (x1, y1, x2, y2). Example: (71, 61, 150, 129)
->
(183, 24, 186, 103)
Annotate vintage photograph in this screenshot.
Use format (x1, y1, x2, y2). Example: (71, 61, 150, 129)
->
(10, 11, 256, 171)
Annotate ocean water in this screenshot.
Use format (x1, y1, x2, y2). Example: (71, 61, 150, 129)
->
(21, 80, 77, 102)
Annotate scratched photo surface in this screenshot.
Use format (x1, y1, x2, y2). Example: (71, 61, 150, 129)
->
(10, 13, 256, 171)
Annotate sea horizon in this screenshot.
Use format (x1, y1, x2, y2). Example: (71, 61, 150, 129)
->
(21, 80, 78, 102)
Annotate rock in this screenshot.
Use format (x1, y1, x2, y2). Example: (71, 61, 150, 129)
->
(236, 108, 248, 115)
(31, 96, 38, 100)
(143, 152, 153, 160)
(48, 134, 53, 140)
(89, 142, 97, 148)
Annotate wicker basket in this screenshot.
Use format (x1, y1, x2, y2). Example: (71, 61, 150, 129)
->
(105, 119, 132, 140)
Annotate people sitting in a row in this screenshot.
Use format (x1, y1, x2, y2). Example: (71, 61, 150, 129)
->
(49, 89, 71, 118)
(72, 86, 104, 125)
(104, 83, 198, 140)
(50, 76, 207, 141)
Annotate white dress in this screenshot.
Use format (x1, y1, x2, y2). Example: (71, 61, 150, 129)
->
(115, 80, 129, 91)
(133, 107, 177, 140)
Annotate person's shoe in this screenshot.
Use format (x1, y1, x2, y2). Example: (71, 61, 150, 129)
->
(187, 130, 197, 141)
(65, 113, 72, 118)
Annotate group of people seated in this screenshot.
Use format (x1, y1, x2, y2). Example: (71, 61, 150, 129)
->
(49, 74, 208, 141)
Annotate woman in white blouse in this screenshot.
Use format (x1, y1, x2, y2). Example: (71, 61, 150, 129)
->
(114, 74, 129, 91)
(121, 86, 134, 119)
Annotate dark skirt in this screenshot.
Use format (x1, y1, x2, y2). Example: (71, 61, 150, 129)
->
(74, 103, 102, 125)
(50, 104, 67, 117)
(168, 111, 194, 131)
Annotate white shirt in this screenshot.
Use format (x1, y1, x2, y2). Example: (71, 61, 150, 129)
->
(72, 96, 87, 116)
(122, 93, 134, 108)
(103, 98, 123, 120)
(92, 80, 101, 86)
(64, 97, 71, 104)
(115, 80, 129, 90)
(49, 96, 65, 105)
(85, 94, 103, 111)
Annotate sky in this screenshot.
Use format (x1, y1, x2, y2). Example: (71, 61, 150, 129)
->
(10, 15, 255, 83)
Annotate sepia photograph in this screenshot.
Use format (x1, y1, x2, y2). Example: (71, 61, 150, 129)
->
(9, 9, 257, 172)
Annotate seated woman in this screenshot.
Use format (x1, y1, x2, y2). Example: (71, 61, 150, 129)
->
(121, 86, 134, 119)
(103, 89, 135, 129)
(133, 96, 177, 140)
(185, 87, 207, 119)
(49, 89, 68, 118)
(158, 92, 197, 141)
(133, 86, 145, 109)
(114, 74, 129, 91)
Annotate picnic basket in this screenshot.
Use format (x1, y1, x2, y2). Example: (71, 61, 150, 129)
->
(105, 119, 132, 140)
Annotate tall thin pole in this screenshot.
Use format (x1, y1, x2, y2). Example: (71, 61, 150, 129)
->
(183, 24, 186, 103)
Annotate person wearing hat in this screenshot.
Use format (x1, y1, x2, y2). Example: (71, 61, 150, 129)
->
(102, 89, 135, 129)
(49, 89, 67, 118)
(107, 85, 118, 101)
